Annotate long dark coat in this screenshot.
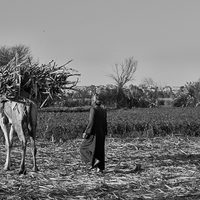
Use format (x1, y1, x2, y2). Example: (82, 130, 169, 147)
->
(80, 105, 107, 170)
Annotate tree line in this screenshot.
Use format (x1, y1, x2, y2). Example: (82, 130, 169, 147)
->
(1, 44, 200, 108)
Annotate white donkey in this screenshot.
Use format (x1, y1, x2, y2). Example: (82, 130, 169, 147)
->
(0, 97, 38, 174)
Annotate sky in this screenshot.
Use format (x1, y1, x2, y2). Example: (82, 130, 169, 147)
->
(0, 0, 200, 87)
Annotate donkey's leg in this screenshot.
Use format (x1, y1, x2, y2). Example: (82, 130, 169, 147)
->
(0, 118, 11, 170)
(28, 105, 38, 172)
(14, 123, 27, 175)
(29, 123, 38, 172)
(27, 103, 38, 172)
(6, 125, 15, 168)
(9, 125, 14, 148)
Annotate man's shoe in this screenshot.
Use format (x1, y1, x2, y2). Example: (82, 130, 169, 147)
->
(97, 168, 104, 173)
(90, 159, 100, 170)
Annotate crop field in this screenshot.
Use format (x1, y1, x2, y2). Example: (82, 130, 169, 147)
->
(38, 107, 200, 141)
(0, 107, 200, 199)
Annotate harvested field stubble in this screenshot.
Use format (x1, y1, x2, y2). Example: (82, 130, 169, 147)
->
(1, 136, 200, 199)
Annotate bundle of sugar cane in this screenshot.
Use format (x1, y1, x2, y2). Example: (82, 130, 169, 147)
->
(0, 56, 80, 101)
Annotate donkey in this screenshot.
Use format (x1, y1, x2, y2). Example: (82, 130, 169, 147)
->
(0, 97, 38, 174)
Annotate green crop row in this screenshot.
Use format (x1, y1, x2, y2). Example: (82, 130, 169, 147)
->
(37, 107, 200, 141)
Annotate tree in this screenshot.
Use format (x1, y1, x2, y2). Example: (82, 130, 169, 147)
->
(107, 57, 137, 88)
(173, 82, 200, 107)
(141, 77, 157, 87)
(0, 44, 33, 66)
(107, 57, 137, 108)
(184, 81, 200, 106)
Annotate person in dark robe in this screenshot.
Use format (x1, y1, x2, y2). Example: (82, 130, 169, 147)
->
(80, 93, 107, 173)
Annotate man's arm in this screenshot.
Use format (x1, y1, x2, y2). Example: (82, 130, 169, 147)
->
(83, 107, 95, 138)
(105, 109, 108, 135)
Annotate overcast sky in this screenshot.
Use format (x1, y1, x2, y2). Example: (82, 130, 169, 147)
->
(1, 0, 200, 87)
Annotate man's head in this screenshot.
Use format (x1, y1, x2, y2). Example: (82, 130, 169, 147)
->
(91, 93, 101, 105)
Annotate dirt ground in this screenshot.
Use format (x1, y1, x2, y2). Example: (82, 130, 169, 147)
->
(1, 136, 200, 199)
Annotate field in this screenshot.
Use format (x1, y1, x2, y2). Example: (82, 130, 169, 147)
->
(0, 108, 200, 199)
(38, 107, 200, 141)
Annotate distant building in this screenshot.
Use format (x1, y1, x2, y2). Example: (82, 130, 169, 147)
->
(171, 86, 182, 95)
(157, 97, 174, 107)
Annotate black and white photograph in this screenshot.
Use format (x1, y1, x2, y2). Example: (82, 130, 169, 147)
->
(0, 0, 200, 199)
